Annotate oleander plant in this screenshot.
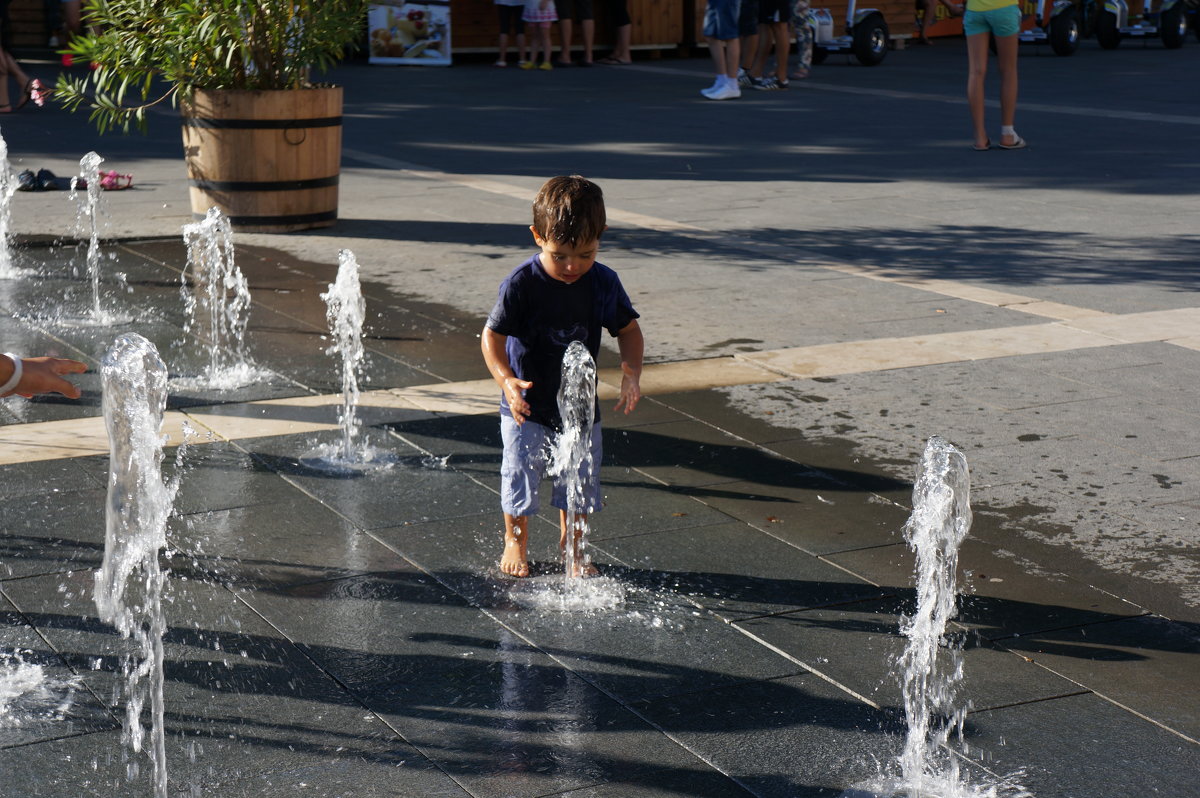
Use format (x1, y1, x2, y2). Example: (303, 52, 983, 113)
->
(55, 0, 370, 132)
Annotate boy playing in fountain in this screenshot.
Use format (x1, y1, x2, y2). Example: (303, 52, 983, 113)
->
(481, 175, 644, 578)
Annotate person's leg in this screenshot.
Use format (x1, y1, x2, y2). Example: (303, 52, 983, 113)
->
(706, 35, 727, 76)
(613, 23, 631, 61)
(0, 62, 10, 110)
(0, 50, 28, 89)
(517, 29, 528, 63)
(557, 17, 573, 63)
(552, 423, 602, 578)
(920, 0, 934, 42)
(723, 36, 740, 79)
(792, 19, 812, 77)
(502, 514, 531, 576)
(499, 416, 546, 578)
(498, 6, 511, 63)
(558, 510, 598, 577)
(772, 20, 790, 82)
(611, 0, 632, 61)
(966, 30, 990, 148)
(739, 32, 758, 72)
(994, 32, 1019, 141)
(543, 23, 554, 64)
(751, 22, 771, 76)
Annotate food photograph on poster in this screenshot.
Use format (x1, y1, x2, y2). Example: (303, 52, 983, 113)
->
(368, 1, 452, 65)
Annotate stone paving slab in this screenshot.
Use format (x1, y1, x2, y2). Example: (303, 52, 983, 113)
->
(736, 597, 1092, 716)
(2, 570, 466, 798)
(637, 673, 907, 798)
(825, 540, 1147, 640)
(239, 570, 746, 798)
(963, 692, 1200, 798)
(1009, 614, 1200, 743)
(591, 522, 889, 623)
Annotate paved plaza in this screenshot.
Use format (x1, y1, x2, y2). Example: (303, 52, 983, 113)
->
(0, 37, 1198, 797)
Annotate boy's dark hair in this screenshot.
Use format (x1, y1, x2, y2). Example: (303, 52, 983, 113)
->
(531, 175, 606, 246)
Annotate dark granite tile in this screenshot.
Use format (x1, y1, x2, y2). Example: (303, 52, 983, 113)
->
(230, 430, 498, 529)
(0, 594, 116, 747)
(697, 479, 911, 555)
(1, 571, 465, 796)
(607, 420, 814, 489)
(1007, 614, 1200, 741)
(737, 597, 1089, 714)
(170, 440, 310, 516)
(0, 487, 106, 579)
(168, 496, 417, 590)
(243, 574, 729, 798)
(759, 435, 916, 504)
(589, 465, 738, 540)
(826, 540, 1147, 640)
(0, 457, 104, 501)
(638, 673, 903, 798)
(591, 522, 888, 622)
(962, 693, 1200, 798)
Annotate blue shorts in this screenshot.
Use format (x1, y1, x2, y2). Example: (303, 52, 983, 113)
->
(963, 5, 1020, 36)
(704, 0, 742, 40)
(500, 416, 603, 517)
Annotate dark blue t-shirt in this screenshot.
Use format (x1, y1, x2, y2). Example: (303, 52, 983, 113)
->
(486, 254, 639, 429)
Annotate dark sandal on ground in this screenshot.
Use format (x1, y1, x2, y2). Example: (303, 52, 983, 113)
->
(36, 169, 61, 190)
(597, 56, 631, 64)
(972, 139, 991, 151)
(998, 135, 1027, 150)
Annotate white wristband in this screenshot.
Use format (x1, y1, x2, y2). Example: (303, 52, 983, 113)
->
(0, 353, 22, 395)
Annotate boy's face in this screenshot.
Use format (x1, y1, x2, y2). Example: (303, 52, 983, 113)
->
(531, 226, 602, 285)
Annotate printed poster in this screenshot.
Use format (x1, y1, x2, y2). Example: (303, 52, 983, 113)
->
(368, 2, 451, 65)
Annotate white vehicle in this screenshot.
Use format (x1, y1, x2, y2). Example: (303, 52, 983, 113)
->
(1018, 0, 1082, 54)
(1095, 0, 1189, 48)
(806, 0, 890, 66)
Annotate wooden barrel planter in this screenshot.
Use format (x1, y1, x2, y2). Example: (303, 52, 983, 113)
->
(181, 86, 343, 233)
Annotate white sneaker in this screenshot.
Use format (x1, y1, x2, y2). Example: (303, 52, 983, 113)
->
(700, 75, 724, 98)
(706, 77, 741, 100)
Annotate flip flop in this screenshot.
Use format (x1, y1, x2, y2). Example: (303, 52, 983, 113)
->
(972, 139, 991, 151)
(998, 135, 1027, 150)
(100, 170, 134, 190)
(597, 56, 631, 65)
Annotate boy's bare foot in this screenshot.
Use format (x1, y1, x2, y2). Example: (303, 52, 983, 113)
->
(567, 559, 600, 578)
(500, 535, 529, 577)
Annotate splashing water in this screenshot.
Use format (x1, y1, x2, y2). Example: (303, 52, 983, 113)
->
(0, 651, 79, 728)
(0, 132, 20, 279)
(325, 249, 366, 460)
(550, 341, 598, 585)
(95, 333, 179, 798)
(78, 152, 106, 320)
(302, 250, 392, 472)
(177, 208, 264, 388)
(845, 437, 1029, 798)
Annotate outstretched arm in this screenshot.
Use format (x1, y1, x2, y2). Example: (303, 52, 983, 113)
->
(0, 355, 87, 399)
(614, 319, 643, 415)
(481, 326, 532, 424)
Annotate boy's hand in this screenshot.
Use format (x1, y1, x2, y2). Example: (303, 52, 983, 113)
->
(4, 356, 87, 399)
(503, 377, 534, 424)
(614, 362, 641, 415)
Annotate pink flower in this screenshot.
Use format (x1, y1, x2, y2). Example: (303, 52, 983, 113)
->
(29, 79, 47, 107)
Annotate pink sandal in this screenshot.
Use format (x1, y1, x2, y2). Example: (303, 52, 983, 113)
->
(99, 170, 134, 190)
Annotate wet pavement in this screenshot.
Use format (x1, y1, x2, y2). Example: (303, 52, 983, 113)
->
(1, 36, 1199, 797)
